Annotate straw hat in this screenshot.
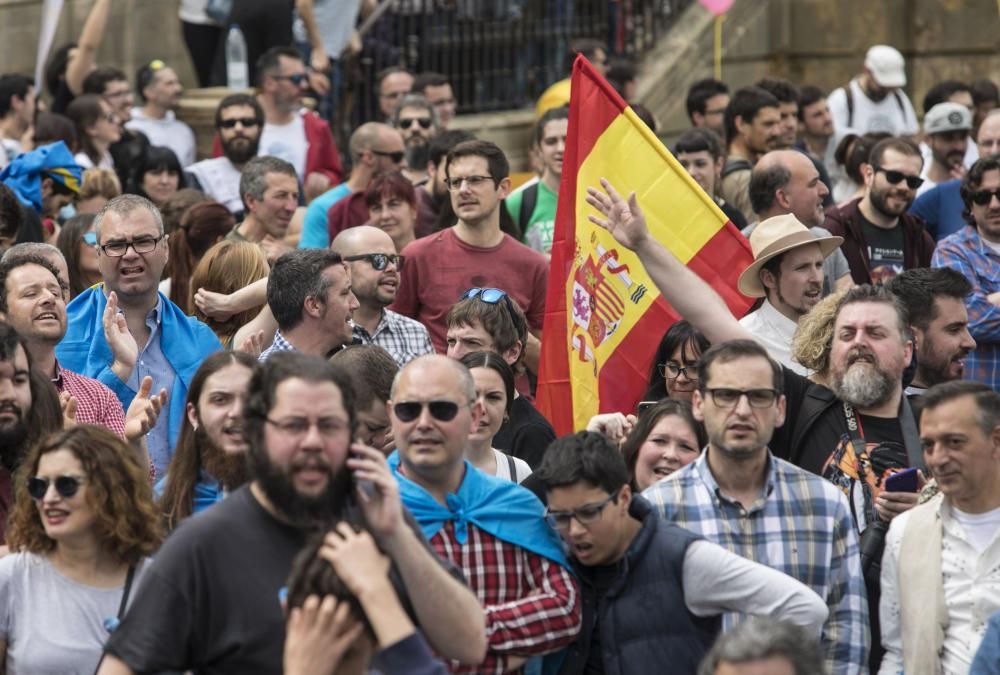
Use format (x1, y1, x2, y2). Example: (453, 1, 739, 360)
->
(737, 214, 844, 298)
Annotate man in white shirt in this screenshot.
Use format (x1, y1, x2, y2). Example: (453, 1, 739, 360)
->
(827, 45, 919, 137)
(879, 381, 1000, 675)
(125, 60, 197, 167)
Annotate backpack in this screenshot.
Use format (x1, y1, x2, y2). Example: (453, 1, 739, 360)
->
(518, 182, 540, 231)
(720, 158, 752, 180)
(843, 79, 907, 129)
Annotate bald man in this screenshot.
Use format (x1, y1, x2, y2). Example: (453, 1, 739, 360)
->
(331, 225, 432, 367)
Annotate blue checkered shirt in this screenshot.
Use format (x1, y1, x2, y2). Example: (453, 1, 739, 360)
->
(352, 309, 434, 367)
(644, 450, 869, 675)
(931, 225, 1000, 389)
(258, 330, 296, 362)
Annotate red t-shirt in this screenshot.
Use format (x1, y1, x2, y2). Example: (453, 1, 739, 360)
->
(390, 228, 548, 352)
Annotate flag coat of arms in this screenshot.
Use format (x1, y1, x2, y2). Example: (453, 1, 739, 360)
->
(537, 56, 756, 434)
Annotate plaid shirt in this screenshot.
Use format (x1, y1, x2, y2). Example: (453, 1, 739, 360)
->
(644, 451, 869, 675)
(430, 521, 581, 675)
(352, 309, 434, 367)
(54, 364, 126, 438)
(931, 225, 1000, 388)
(257, 330, 296, 362)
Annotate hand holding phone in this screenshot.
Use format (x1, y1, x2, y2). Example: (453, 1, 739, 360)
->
(884, 467, 920, 493)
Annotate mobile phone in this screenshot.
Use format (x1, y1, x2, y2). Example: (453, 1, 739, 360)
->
(884, 467, 919, 493)
(637, 400, 658, 414)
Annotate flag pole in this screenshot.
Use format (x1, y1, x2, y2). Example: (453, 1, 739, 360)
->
(714, 14, 725, 80)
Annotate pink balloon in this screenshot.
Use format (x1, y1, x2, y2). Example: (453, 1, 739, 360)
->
(698, 0, 735, 16)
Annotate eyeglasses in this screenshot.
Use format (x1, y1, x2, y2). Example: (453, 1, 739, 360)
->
(704, 388, 779, 408)
(392, 400, 463, 422)
(971, 188, 1000, 205)
(873, 166, 924, 190)
(272, 73, 308, 86)
(544, 489, 619, 530)
(343, 253, 404, 271)
(658, 362, 699, 380)
(27, 475, 86, 500)
(445, 175, 495, 191)
(265, 416, 348, 437)
(98, 235, 164, 257)
(399, 117, 432, 130)
(103, 89, 132, 100)
(219, 117, 260, 129)
(82, 231, 98, 247)
(372, 149, 404, 164)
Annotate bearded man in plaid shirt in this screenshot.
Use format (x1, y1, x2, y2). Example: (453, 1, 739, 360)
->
(388, 355, 581, 674)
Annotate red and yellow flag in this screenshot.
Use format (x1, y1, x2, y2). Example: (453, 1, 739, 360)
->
(536, 56, 755, 435)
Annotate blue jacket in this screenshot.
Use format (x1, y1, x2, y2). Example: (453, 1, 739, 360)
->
(56, 286, 222, 470)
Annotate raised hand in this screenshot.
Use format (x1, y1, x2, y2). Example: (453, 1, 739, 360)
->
(60, 392, 79, 429)
(103, 292, 138, 383)
(193, 287, 236, 321)
(346, 442, 403, 541)
(124, 375, 168, 441)
(236, 330, 265, 357)
(585, 178, 651, 251)
(260, 236, 293, 264)
(585, 412, 637, 445)
(283, 595, 363, 675)
(319, 522, 392, 599)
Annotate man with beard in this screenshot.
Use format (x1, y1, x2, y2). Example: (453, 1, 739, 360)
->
(330, 226, 432, 367)
(885, 268, 976, 399)
(736, 214, 844, 374)
(228, 156, 299, 264)
(97, 351, 488, 675)
(827, 45, 919, 138)
(391, 94, 438, 185)
(720, 87, 783, 223)
(257, 249, 359, 361)
(156, 351, 258, 530)
(932, 155, 1000, 390)
(0, 321, 62, 542)
(917, 102, 973, 197)
(187, 94, 264, 218)
(824, 137, 935, 284)
(645, 340, 867, 675)
(125, 60, 196, 167)
(298, 122, 404, 250)
(506, 106, 567, 256)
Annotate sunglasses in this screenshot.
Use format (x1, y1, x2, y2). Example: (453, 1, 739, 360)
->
(219, 117, 259, 129)
(873, 166, 924, 190)
(971, 188, 1000, 206)
(343, 253, 404, 271)
(462, 287, 508, 304)
(27, 475, 86, 500)
(393, 400, 462, 422)
(82, 231, 98, 247)
(273, 73, 308, 86)
(372, 149, 405, 163)
(399, 117, 432, 130)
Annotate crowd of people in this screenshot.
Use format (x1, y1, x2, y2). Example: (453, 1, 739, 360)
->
(0, 0, 997, 672)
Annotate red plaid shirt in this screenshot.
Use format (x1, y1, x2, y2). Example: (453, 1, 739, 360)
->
(54, 365, 126, 438)
(430, 521, 581, 674)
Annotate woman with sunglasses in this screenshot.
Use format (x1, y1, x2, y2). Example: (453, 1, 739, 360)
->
(0, 425, 162, 674)
(55, 213, 102, 298)
(643, 320, 709, 403)
(459, 351, 532, 483)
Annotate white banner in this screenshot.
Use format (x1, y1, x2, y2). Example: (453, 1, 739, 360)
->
(35, 0, 66, 92)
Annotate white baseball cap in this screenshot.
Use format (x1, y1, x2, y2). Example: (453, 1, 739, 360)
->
(864, 45, 906, 89)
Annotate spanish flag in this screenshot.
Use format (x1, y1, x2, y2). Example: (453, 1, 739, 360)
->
(536, 57, 755, 434)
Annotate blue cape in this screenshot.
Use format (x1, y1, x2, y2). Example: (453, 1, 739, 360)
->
(387, 452, 569, 570)
(0, 141, 81, 212)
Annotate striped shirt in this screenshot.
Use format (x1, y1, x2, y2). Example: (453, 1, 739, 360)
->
(644, 450, 869, 675)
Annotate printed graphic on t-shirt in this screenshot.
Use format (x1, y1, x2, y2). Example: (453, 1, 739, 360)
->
(867, 244, 904, 283)
(823, 435, 907, 531)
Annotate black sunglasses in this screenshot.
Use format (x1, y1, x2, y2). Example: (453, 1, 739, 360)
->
(219, 117, 259, 129)
(971, 188, 1000, 206)
(27, 475, 86, 500)
(393, 400, 462, 422)
(873, 166, 924, 190)
(273, 73, 308, 86)
(372, 149, 405, 163)
(343, 253, 404, 271)
(399, 117, 432, 130)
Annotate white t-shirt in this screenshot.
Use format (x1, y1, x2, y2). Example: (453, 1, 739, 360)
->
(74, 151, 114, 171)
(178, 0, 218, 25)
(125, 108, 197, 167)
(186, 156, 244, 214)
(259, 115, 308, 179)
(952, 504, 1000, 554)
(492, 449, 532, 484)
(827, 78, 919, 137)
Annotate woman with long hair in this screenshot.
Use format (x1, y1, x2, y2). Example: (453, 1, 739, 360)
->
(126, 146, 183, 208)
(643, 320, 710, 403)
(621, 399, 707, 492)
(190, 240, 270, 348)
(158, 351, 258, 531)
(55, 214, 101, 298)
(162, 201, 236, 314)
(0, 425, 162, 673)
(458, 351, 532, 483)
(65, 94, 120, 170)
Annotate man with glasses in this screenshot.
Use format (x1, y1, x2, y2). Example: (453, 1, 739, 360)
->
(686, 78, 730, 139)
(253, 46, 343, 202)
(535, 430, 828, 673)
(933, 155, 1000, 390)
(299, 122, 404, 249)
(387, 354, 581, 673)
(56, 194, 222, 476)
(644, 340, 867, 674)
(98, 352, 488, 674)
(258, 248, 358, 361)
(187, 94, 264, 217)
(824, 137, 935, 285)
(331, 225, 431, 367)
(392, 94, 438, 185)
(392, 140, 548, 353)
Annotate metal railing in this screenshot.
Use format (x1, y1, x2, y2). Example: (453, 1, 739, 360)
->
(344, 0, 693, 124)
